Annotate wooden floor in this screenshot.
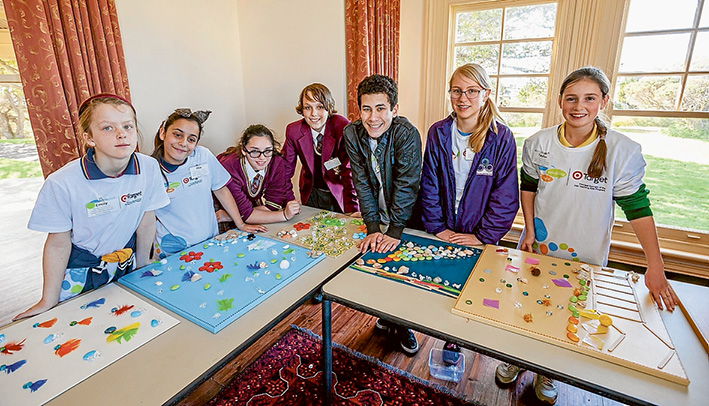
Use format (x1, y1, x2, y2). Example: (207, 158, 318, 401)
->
(177, 300, 626, 406)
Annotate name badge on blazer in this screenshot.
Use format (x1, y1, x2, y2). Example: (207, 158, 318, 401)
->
(324, 157, 341, 171)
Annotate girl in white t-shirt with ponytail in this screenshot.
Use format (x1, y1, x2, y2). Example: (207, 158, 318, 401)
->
(497, 67, 678, 404)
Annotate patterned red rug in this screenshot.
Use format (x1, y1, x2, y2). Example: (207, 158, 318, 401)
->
(208, 326, 480, 405)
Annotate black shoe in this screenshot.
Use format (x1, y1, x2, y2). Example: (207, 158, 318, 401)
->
(442, 341, 461, 365)
(398, 328, 419, 356)
(375, 318, 393, 333)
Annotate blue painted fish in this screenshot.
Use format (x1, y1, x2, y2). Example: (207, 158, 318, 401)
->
(80, 297, 106, 310)
(23, 379, 47, 392)
(1, 359, 26, 374)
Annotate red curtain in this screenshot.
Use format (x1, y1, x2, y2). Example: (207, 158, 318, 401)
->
(4, 0, 131, 177)
(345, 0, 400, 121)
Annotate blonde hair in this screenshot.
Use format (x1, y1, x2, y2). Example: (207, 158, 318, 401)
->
(559, 67, 610, 178)
(449, 63, 504, 153)
(78, 95, 137, 153)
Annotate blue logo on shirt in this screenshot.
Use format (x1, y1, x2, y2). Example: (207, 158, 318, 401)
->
(476, 158, 493, 176)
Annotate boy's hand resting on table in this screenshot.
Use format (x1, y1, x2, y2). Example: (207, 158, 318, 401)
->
(357, 232, 399, 253)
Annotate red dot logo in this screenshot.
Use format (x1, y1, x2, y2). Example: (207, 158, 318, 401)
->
(572, 171, 583, 180)
(120, 195, 127, 202)
(183, 178, 190, 184)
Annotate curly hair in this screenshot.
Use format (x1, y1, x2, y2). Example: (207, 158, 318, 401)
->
(356, 74, 398, 109)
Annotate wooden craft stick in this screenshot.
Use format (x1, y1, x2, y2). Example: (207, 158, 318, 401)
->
(594, 278, 630, 287)
(596, 299, 640, 313)
(607, 333, 625, 353)
(596, 292, 638, 306)
(595, 310, 642, 323)
(675, 288, 709, 355)
(643, 323, 675, 350)
(593, 283, 634, 297)
(612, 323, 625, 335)
(658, 350, 675, 369)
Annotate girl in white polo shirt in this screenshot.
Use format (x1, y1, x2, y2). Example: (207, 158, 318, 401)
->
(151, 109, 265, 258)
(16, 94, 170, 320)
(496, 67, 679, 404)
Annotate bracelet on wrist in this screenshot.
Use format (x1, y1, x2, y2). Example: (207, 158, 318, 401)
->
(283, 211, 289, 221)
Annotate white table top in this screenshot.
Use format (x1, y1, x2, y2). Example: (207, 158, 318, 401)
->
(322, 264, 709, 405)
(47, 206, 359, 405)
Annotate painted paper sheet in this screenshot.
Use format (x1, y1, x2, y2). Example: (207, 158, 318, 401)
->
(0, 284, 178, 406)
(119, 234, 324, 333)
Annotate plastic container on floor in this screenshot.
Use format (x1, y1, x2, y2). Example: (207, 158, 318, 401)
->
(428, 348, 465, 382)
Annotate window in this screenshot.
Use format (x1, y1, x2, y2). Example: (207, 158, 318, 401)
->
(0, 5, 33, 140)
(612, 0, 709, 234)
(449, 1, 558, 138)
(428, 0, 708, 276)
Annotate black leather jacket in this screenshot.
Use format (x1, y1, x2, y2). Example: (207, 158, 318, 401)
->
(343, 116, 422, 239)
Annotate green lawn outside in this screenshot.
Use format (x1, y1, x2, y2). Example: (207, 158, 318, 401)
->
(0, 138, 35, 144)
(0, 158, 42, 179)
(514, 136, 709, 232)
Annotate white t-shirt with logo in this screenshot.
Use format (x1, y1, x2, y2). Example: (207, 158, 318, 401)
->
(450, 120, 476, 213)
(520, 126, 645, 265)
(155, 146, 231, 255)
(28, 153, 169, 258)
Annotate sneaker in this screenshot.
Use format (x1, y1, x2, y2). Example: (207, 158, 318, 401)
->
(495, 362, 522, 384)
(398, 328, 419, 355)
(442, 342, 461, 365)
(374, 318, 393, 333)
(533, 374, 558, 405)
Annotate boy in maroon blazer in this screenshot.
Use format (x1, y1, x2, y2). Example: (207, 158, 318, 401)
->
(282, 83, 358, 213)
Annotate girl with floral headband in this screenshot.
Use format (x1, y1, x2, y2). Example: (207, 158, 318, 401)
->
(16, 94, 170, 319)
(152, 109, 266, 258)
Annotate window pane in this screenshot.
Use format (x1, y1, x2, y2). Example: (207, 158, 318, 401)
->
(689, 31, 709, 71)
(0, 83, 33, 139)
(503, 3, 557, 40)
(614, 76, 681, 110)
(618, 34, 690, 73)
(625, 0, 698, 32)
(681, 75, 709, 111)
(611, 116, 709, 232)
(455, 9, 502, 43)
(454, 45, 499, 74)
(701, 5, 709, 27)
(500, 41, 552, 74)
(498, 77, 548, 108)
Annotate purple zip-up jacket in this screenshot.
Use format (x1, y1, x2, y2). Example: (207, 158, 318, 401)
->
(420, 115, 519, 244)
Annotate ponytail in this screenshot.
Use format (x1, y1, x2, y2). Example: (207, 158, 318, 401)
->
(587, 114, 609, 178)
(151, 121, 167, 160)
(468, 97, 503, 153)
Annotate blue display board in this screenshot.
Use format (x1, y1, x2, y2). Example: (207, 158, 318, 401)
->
(119, 234, 324, 333)
(350, 233, 481, 298)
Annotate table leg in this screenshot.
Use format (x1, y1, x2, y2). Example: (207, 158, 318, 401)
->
(322, 298, 332, 405)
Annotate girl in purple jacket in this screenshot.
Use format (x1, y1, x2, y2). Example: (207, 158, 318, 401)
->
(420, 63, 519, 246)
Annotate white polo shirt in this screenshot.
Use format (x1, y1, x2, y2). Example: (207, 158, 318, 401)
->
(28, 151, 170, 258)
(154, 146, 231, 255)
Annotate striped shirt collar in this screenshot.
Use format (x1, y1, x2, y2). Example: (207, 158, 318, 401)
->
(80, 148, 140, 180)
(158, 156, 184, 173)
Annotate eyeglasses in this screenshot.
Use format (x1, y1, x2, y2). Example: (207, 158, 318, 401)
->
(449, 88, 486, 99)
(244, 148, 274, 158)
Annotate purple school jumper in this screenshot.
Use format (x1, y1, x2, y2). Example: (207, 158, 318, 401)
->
(217, 152, 295, 221)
